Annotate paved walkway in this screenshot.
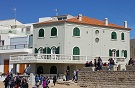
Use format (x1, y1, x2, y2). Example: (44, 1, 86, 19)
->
(0, 80, 81, 88)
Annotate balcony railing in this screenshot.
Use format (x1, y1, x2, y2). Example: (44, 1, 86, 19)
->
(0, 30, 16, 34)
(0, 44, 29, 50)
(10, 54, 126, 64)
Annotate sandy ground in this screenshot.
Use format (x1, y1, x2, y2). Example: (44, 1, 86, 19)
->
(0, 81, 81, 88)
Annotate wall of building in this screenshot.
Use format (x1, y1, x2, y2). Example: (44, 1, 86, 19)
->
(65, 23, 130, 64)
(130, 39, 135, 59)
(33, 23, 65, 54)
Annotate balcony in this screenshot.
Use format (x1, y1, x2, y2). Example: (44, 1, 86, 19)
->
(10, 54, 126, 64)
(0, 29, 16, 34)
(0, 44, 29, 50)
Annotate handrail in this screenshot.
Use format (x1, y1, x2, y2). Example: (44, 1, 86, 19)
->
(0, 44, 29, 50)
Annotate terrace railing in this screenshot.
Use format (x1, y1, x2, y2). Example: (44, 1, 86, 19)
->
(10, 54, 126, 64)
(0, 44, 29, 50)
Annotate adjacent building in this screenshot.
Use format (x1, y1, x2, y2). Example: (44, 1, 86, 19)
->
(0, 19, 33, 74)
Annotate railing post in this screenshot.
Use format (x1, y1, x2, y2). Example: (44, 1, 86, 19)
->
(55, 54, 56, 60)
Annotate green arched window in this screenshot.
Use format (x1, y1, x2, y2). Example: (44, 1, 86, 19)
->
(43, 47, 47, 54)
(39, 29, 44, 37)
(121, 33, 124, 40)
(124, 50, 127, 57)
(73, 47, 80, 55)
(109, 49, 112, 56)
(51, 27, 57, 36)
(73, 27, 80, 36)
(55, 46, 60, 54)
(73, 47, 80, 60)
(116, 50, 119, 57)
(47, 47, 51, 54)
(34, 48, 38, 53)
(111, 32, 117, 39)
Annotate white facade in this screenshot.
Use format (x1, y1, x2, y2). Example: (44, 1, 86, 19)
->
(130, 39, 135, 59)
(33, 15, 130, 64)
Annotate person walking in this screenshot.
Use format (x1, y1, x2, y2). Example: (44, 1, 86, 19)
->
(53, 76, 56, 86)
(42, 77, 47, 88)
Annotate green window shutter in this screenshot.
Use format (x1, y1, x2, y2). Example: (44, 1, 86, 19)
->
(121, 33, 124, 40)
(47, 47, 51, 54)
(73, 47, 80, 55)
(111, 32, 117, 39)
(43, 48, 46, 54)
(51, 27, 57, 36)
(34, 48, 38, 53)
(77, 29, 80, 36)
(73, 28, 80, 36)
(73, 28, 76, 36)
(116, 50, 119, 57)
(56, 47, 60, 54)
(109, 49, 112, 56)
(39, 29, 44, 37)
(124, 50, 127, 57)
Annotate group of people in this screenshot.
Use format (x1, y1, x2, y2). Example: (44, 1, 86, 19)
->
(34, 74, 58, 88)
(128, 58, 135, 65)
(85, 57, 115, 71)
(3, 73, 28, 88)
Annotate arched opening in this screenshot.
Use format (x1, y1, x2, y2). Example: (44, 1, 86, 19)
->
(111, 32, 117, 39)
(51, 27, 57, 36)
(73, 46, 80, 60)
(37, 66, 43, 74)
(38, 29, 44, 37)
(73, 27, 80, 36)
(51, 46, 56, 54)
(50, 66, 57, 74)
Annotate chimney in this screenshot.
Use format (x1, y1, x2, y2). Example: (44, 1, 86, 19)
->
(78, 14, 82, 21)
(104, 18, 108, 26)
(124, 21, 127, 28)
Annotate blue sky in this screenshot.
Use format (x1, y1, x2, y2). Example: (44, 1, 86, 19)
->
(0, 0, 135, 39)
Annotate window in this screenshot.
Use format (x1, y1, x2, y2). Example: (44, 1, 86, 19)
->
(73, 47, 80, 60)
(38, 47, 44, 54)
(34, 48, 38, 53)
(51, 46, 56, 54)
(51, 27, 57, 36)
(55, 46, 60, 54)
(111, 32, 117, 39)
(121, 32, 124, 40)
(95, 30, 99, 34)
(124, 50, 127, 57)
(116, 50, 119, 57)
(109, 49, 112, 56)
(73, 47, 80, 55)
(73, 27, 80, 36)
(38, 29, 44, 37)
(95, 38, 99, 43)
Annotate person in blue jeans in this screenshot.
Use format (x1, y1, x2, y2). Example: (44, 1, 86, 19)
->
(108, 58, 115, 70)
(35, 75, 39, 87)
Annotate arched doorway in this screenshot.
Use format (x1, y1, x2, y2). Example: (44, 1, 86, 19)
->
(50, 66, 57, 74)
(37, 66, 43, 74)
(51, 46, 56, 54)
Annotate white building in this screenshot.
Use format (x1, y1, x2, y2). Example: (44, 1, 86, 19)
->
(10, 14, 130, 82)
(130, 39, 135, 59)
(0, 19, 33, 74)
